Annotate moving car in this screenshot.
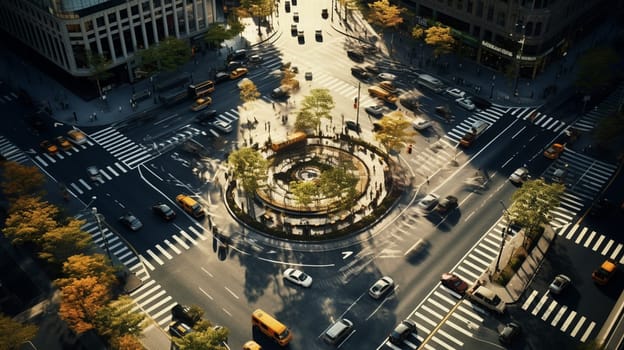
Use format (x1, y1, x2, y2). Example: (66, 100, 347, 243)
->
(283, 268, 313, 287)
(323, 318, 353, 345)
(378, 81, 397, 94)
(365, 105, 391, 118)
(347, 50, 364, 63)
(440, 273, 468, 295)
(446, 87, 466, 98)
(455, 97, 476, 111)
(171, 304, 200, 326)
(369, 276, 394, 299)
(388, 319, 417, 345)
(412, 116, 432, 130)
(293, 12, 299, 22)
(214, 72, 230, 84)
(227, 60, 244, 70)
(249, 54, 262, 63)
(549, 274, 571, 295)
(297, 30, 305, 43)
(229, 67, 248, 79)
(436, 195, 458, 214)
(290, 24, 297, 36)
(190, 97, 212, 111)
(40, 140, 58, 155)
(195, 109, 217, 125)
(152, 203, 176, 221)
(351, 66, 369, 79)
(345, 120, 361, 132)
(243, 340, 262, 350)
(592, 259, 617, 285)
(498, 322, 521, 344)
(509, 167, 530, 185)
(213, 120, 233, 133)
(305, 72, 313, 80)
(67, 129, 87, 145)
(55, 136, 72, 151)
(119, 212, 143, 231)
(315, 30, 323, 41)
(377, 72, 397, 81)
(417, 193, 439, 213)
(400, 95, 420, 111)
(543, 143, 564, 159)
(321, 8, 328, 19)
(87, 166, 103, 182)
(168, 320, 192, 338)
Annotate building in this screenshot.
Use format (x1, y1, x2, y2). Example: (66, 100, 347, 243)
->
(0, 0, 217, 84)
(402, 0, 610, 80)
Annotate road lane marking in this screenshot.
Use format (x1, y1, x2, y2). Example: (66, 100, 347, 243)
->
(575, 227, 588, 244)
(164, 240, 182, 254)
(580, 321, 596, 342)
(570, 316, 586, 337)
(155, 244, 173, 260)
(541, 300, 558, 321)
(187, 225, 207, 240)
(584, 231, 596, 247)
(611, 243, 623, 260)
(224, 286, 239, 299)
(144, 295, 172, 314)
(592, 235, 605, 251)
(146, 249, 164, 265)
(551, 305, 568, 327)
(601, 239, 614, 256)
(172, 235, 190, 249)
(561, 310, 577, 332)
(179, 230, 198, 245)
(198, 287, 213, 300)
(521, 290, 539, 310)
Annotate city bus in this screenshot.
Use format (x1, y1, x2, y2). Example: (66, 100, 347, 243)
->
(188, 79, 215, 98)
(270, 131, 307, 152)
(415, 74, 445, 93)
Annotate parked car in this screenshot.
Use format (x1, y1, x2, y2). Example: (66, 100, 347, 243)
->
(229, 67, 248, 79)
(509, 167, 530, 185)
(40, 140, 58, 155)
(446, 87, 466, 98)
(436, 195, 458, 214)
(417, 193, 439, 213)
(440, 273, 468, 295)
(283, 268, 313, 287)
(388, 319, 417, 345)
(365, 105, 392, 118)
(455, 97, 476, 111)
(152, 203, 176, 221)
(549, 274, 571, 295)
(498, 322, 521, 344)
(377, 72, 397, 81)
(412, 116, 432, 130)
(168, 320, 192, 338)
(213, 120, 233, 133)
(119, 212, 143, 231)
(171, 304, 200, 326)
(369, 276, 394, 299)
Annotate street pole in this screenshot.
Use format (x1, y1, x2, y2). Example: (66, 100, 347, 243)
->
(355, 82, 361, 129)
(92, 207, 113, 266)
(513, 34, 526, 97)
(489, 75, 496, 99)
(494, 201, 512, 274)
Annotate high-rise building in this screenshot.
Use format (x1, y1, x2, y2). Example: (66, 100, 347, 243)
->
(402, 0, 610, 80)
(0, 0, 217, 82)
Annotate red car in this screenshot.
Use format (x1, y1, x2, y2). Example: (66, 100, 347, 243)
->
(440, 273, 468, 295)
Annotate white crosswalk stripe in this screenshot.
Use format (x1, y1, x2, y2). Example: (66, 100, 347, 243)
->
(88, 127, 154, 168)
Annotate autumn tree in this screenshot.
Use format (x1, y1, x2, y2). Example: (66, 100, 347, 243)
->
(367, 0, 404, 54)
(137, 37, 191, 74)
(374, 111, 416, 154)
(294, 89, 335, 135)
(55, 253, 117, 290)
(113, 334, 144, 350)
(3, 196, 60, 245)
(228, 147, 270, 216)
(280, 66, 299, 91)
(0, 161, 45, 200)
(59, 276, 112, 334)
(422, 25, 456, 59)
(0, 314, 38, 350)
(238, 79, 261, 102)
(575, 46, 621, 94)
(39, 219, 93, 265)
(238, 0, 273, 36)
(94, 296, 146, 345)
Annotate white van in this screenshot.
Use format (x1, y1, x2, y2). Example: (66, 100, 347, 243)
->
(467, 286, 506, 314)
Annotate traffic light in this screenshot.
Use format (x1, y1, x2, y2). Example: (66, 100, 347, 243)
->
(407, 144, 413, 154)
(353, 97, 358, 109)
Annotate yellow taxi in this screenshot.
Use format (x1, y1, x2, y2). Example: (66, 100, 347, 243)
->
(40, 140, 58, 155)
(243, 340, 262, 350)
(190, 97, 212, 112)
(55, 136, 72, 151)
(230, 67, 249, 79)
(543, 143, 564, 159)
(67, 129, 87, 145)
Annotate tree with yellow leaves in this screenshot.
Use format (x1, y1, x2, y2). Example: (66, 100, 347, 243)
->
(239, 79, 261, 103)
(3, 196, 60, 246)
(423, 26, 456, 59)
(367, 0, 405, 55)
(0, 161, 45, 200)
(39, 219, 93, 265)
(0, 314, 38, 350)
(374, 110, 417, 155)
(59, 276, 112, 334)
(55, 253, 117, 290)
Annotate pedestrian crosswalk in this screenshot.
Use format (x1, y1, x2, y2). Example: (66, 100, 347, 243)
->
(88, 127, 155, 169)
(558, 224, 624, 264)
(509, 106, 567, 132)
(573, 84, 624, 132)
(0, 136, 29, 164)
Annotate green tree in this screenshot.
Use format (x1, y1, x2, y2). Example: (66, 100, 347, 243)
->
(423, 25, 456, 59)
(294, 89, 335, 135)
(94, 296, 146, 344)
(87, 51, 113, 97)
(319, 166, 358, 210)
(0, 314, 38, 350)
(575, 46, 621, 94)
(172, 324, 229, 350)
(238, 79, 261, 102)
(1, 161, 45, 200)
(508, 178, 565, 244)
(137, 37, 191, 74)
(374, 111, 416, 154)
(367, 0, 405, 54)
(39, 219, 93, 265)
(290, 180, 320, 208)
(3, 196, 60, 245)
(55, 253, 117, 290)
(204, 23, 235, 49)
(228, 147, 270, 215)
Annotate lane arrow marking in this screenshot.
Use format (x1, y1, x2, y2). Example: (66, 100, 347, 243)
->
(341, 251, 353, 259)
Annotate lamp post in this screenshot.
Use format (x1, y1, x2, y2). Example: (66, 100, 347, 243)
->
(511, 24, 526, 97)
(494, 200, 512, 274)
(489, 75, 496, 99)
(92, 207, 113, 266)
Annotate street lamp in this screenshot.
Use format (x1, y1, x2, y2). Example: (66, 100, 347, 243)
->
(92, 207, 113, 266)
(511, 23, 526, 97)
(489, 75, 496, 99)
(494, 200, 513, 274)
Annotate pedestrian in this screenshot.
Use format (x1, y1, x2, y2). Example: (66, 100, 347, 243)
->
(89, 114, 94, 122)
(118, 106, 122, 112)
(73, 112, 78, 122)
(272, 102, 275, 110)
(93, 112, 97, 120)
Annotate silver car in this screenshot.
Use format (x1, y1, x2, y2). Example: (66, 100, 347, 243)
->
(509, 167, 530, 184)
(369, 276, 394, 299)
(87, 166, 103, 182)
(549, 274, 571, 294)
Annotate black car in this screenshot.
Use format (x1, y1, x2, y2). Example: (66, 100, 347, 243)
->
(400, 95, 420, 112)
(345, 120, 361, 132)
(293, 12, 299, 22)
(351, 66, 369, 79)
(152, 203, 176, 221)
(436, 195, 458, 214)
(291, 24, 297, 36)
(119, 212, 143, 231)
(284, 0, 290, 12)
(315, 30, 323, 41)
(499, 322, 521, 344)
(347, 50, 364, 63)
(226, 49, 247, 62)
(388, 319, 417, 345)
(321, 8, 328, 19)
(365, 105, 391, 118)
(363, 64, 380, 74)
(297, 30, 305, 43)
(470, 95, 492, 109)
(214, 72, 230, 84)
(291, 0, 297, 5)
(227, 60, 244, 70)
(171, 304, 200, 326)
(195, 109, 217, 125)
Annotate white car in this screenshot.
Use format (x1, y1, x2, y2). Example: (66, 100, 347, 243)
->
(213, 120, 233, 133)
(417, 193, 439, 213)
(249, 54, 262, 63)
(455, 97, 476, 111)
(412, 116, 432, 130)
(368, 276, 394, 299)
(377, 72, 397, 81)
(549, 274, 571, 294)
(509, 167, 530, 184)
(283, 268, 313, 287)
(446, 87, 465, 98)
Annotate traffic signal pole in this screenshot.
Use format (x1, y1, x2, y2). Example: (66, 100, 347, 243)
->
(355, 82, 361, 128)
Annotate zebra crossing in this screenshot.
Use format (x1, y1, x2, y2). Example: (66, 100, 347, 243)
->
(558, 224, 624, 264)
(0, 136, 29, 164)
(444, 105, 508, 144)
(0, 90, 18, 104)
(573, 84, 624, 132)
(509, 106, 567, 132)
(88, 127, 155, 169)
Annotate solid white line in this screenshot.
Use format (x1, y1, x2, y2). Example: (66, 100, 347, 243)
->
(78, 178, 92, 190)
(522, 290, 539, 310)
(115, 162, 127, 173)
(144, 295, 172, 314)
(570, 316, 586, 337)
(146, 249, 164, 265)
(187, 226, 207, 240)
(575, 227, 588, 244)
(611, 243, 623, 260)
(551, 305, 568, 327)
(421, 305, 444, 320)
(164, 240, 182, 254)
(130, 279, 155, 296)
(561, 310, 577, 332)
(565, 224, 579, 240)
(179, 230, 198, 245)
(224, 286, 239, 299)
(436, 328, 463, 346)
(198, 287, 214, 300)
(106, 165, 119, 177)
(132, 285, 162, 303)
(172, 235, 190, 249)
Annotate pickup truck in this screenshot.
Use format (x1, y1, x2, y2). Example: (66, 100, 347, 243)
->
(459, 120, 488, 147)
